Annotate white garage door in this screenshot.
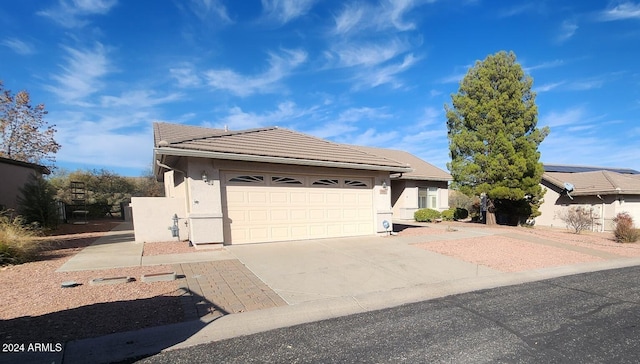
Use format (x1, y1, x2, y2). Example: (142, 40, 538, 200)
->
(222, 172, 374, 244)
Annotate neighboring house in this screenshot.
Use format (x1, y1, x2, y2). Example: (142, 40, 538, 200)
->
(131, 122, 447, 245)
(352, 146, 451, 219)
(0, 156, 50, 211)
(537, 164, 640, 231)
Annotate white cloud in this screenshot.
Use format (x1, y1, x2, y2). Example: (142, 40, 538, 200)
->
(99, 90, 182, 108)
(38, 0, 117, 28)
(210, 101, 316, 130)
(187, 0, 232, 24)
(539, 106, 588, 128)
(534, 81, 565, 93)
(170, 66, 201, 88)
(599, 1, 640, 21)
(329, 39, 410, 68)
(1, 37, 35, 55)
(204, 49, 307, 96)
(332, 0, 425, 35)
(523, 59, 564, 72)
(334, 128, 399, 146)
(261, 0, 317, 24)
(46, 43, 110, 104)
(556, 20, 578, 43)
(353, 53, 419, 89)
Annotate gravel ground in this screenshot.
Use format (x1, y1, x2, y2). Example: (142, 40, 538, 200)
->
(401, 222, 640, 272)
(142, 240, 221, 256)
(0, 220, 184, 344)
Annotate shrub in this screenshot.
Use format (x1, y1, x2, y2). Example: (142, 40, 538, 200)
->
(613, 212, 640, 243)
(0, 212, 44, 265)
(557, 206, 595, 234)
(441, 208, 455, 221)
(414, 208, 442, 222)
(454, 208, 469, 220)
(17, 174, 59, 229)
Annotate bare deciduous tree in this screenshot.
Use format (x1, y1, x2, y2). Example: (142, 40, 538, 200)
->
(0, 81, 60, 167)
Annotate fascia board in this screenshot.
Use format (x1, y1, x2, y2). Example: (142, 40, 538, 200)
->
(154, 147, 413, 173)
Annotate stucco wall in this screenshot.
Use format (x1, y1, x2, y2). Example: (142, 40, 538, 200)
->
(536, 181, 634, 232)
(130, 197, 187, 242)
(390, 179, 449, 220)
(0, 163, 37, 210)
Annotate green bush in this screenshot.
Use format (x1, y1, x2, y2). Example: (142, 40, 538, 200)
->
(414, 208, 442, 222)
(441, 208, 455, 221)
(0, 212, 45, 266)
(454, 208, 469, 220)
(613, 212, 640, 243)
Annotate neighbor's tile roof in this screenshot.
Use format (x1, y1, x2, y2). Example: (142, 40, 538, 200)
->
(544, 163, 640, 175)
(351, 145, 451, 181)
(153, 122, 411, 170)
(543, 170, 640, 196)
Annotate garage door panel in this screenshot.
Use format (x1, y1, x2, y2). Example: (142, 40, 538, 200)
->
(271, 210, 288, 220)
(224, 173, 374, 243)
(290, 193, 307, 204)
(248, 192, 267, 203)
(248, 210, 269, 221)
(270, 192, 288, 203)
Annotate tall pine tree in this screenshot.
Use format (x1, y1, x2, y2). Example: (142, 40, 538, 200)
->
(445, 51, 549, 225)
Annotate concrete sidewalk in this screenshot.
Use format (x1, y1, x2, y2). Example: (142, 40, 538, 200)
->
(56, 222, 233, 272)
(51, 221, 640, 363)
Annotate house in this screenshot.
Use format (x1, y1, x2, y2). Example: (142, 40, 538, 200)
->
(536, 164, 640, 231)
(0, 156, 51, 211)
(131, 122, 449, 245)
(352, 146, 451, 219)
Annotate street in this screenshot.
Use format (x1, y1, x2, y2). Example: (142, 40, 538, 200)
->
(135, 265, 640, 363)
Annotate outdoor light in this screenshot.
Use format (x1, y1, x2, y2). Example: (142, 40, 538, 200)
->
(202, 171, 208, 183)
(382, 181, 388, 190)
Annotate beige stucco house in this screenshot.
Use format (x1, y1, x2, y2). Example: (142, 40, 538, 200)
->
(0, 156, 50, 211)
(536, 164, 640, 232)
(131, 122, 450, 245)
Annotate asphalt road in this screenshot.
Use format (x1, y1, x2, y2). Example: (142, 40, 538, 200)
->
(135, 266, 640, 363)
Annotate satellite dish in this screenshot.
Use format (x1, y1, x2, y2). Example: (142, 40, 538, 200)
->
(563, 182, 575, 200)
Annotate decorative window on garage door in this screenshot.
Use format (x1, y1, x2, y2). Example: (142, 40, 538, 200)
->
(344, 179, 369, 188)
(312, 178, 339, 187)
(271, 176, 303, 185)
(228, 175, 265, 184)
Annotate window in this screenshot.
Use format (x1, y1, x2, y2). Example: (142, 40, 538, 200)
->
(312, 179, 339, 186)
(345, 180, 368, 188)
(271, 176, 303, 185)
(228, 175, 264, 183)
(419, 187, 438, 209)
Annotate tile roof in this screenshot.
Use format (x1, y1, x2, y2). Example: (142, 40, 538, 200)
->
(153, 122, 412, 171)
(544, 163, 640, 175)
(351, 145, 451, 181)
(543, 171, 640, 196)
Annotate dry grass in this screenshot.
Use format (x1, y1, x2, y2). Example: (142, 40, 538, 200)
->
(0, 213, 49, 265)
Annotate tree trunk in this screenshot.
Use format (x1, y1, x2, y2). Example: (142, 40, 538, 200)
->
(486, 210, 497, 225)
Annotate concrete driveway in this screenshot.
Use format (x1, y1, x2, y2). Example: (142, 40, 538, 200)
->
(226, 231, 499, 305)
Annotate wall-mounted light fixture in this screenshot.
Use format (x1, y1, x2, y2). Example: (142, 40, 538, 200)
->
(202, 171, 208, 183)
(382, 181, 388, 190)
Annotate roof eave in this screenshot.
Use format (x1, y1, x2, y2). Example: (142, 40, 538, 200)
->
(155, 147, 413, 173)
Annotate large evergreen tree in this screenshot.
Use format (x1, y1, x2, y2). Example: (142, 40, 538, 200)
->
(445, 51, 549, 225)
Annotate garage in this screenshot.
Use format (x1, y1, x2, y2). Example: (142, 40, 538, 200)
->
(222, 172, 374, 244)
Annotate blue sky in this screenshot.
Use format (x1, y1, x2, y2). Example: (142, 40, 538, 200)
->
(2, 0, 639, 176)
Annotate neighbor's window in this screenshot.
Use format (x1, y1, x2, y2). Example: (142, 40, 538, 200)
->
(419, 187, 438, 209)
